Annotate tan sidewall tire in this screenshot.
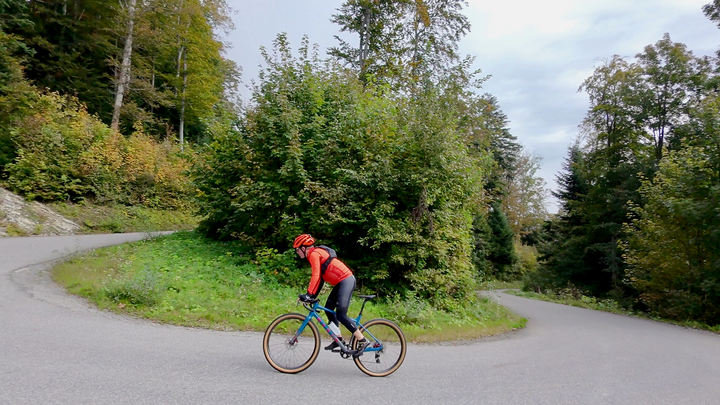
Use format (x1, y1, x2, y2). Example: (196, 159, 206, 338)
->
(353, 318, 407, 377)
(263, 313, 320, 374)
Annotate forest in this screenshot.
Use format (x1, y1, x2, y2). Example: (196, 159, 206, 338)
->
(1, 0, 718, 327)
(529, 2, 720, 326)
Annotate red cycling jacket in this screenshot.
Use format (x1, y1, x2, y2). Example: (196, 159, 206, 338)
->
(305, 246, 353, 296)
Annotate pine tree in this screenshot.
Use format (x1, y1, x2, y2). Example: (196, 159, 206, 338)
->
(532, 145, 590, 290)
(485, 201, 518, 280)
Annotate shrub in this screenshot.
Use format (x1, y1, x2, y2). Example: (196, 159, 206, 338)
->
(253, 247, 306, 288)
(6, 92, 192, 208)
(103, 269, 164, 307)
(513, 243, 539, 276)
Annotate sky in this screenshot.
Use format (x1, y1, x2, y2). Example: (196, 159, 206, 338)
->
(222, 0, 720, 213)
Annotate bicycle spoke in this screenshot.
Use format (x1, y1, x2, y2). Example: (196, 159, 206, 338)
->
(263, 314, 320, 373)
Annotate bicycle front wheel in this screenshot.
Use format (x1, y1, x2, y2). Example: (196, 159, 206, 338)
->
(263, 313, 320, 374)
(352, 318, 407, 377)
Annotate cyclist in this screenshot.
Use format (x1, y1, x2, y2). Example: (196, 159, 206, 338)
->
(294, 234, 370, 356)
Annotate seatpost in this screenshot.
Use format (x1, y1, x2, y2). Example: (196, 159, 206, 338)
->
(359, 298, 368, 317)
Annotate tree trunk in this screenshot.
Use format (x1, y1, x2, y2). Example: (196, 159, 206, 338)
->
(111, 0, 137, 131)
(358, 4, 371, 77)
(175, 45, 184, 97)
(179, 50, 187, 151)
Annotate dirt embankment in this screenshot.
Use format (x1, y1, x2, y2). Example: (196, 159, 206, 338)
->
(0, 188, 80, 237)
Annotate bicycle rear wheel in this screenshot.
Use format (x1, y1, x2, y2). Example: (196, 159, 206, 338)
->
(352, 318, 406, 377)
(263, 313, 320, 374)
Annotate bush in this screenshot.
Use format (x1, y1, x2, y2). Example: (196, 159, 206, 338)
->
(5, 92, 192, 208)
(378, 292, 433, 326)
(513, 243, 539, 276)
(103, 269, 164, 307)
(253, 247, 306, 288)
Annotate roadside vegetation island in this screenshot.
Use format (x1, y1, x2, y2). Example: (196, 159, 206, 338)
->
(2, 1, 718, 336)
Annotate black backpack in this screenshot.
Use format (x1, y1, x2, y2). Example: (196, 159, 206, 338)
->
(316, 245, 337, 276)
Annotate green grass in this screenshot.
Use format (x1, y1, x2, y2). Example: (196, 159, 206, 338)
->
(52, 231, 526, 342)
(51, 202, 199, 234)
(479, 279, 524, 290)
(508, 289, 720, 334)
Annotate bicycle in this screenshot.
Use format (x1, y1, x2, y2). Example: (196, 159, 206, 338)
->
(262, 294, 407, 377)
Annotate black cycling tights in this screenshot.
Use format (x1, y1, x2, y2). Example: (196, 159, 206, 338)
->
(325, 275, 357, 334)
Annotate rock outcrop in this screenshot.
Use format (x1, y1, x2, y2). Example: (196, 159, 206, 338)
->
(0, 188, 80, 237)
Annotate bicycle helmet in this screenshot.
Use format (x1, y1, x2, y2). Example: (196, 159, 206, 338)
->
(293, 234, 315, 248)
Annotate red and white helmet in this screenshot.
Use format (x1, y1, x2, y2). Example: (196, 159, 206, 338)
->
(293, 234, 315, 248)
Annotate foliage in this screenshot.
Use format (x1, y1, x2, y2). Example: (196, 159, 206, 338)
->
(502, 149, 548, 238)
(103, 268, 163, 307)
(539, 35, 708, 297)
(5, 93, 105, 200)
(0, 0, 35, 175)
(482, 201, 518, 280)
(5, 92, 192, 207)
(622, 143, 720, 325)
(330, 0, 472, 87)
(513, 243, 539, 276)
(4, 0, 237, 143)
(478, 94, 521, 196)
(703, 0, 720, 28)
(193, 35, 487, 311)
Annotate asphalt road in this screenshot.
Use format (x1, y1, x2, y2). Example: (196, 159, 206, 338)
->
(1, 234, 719, 404)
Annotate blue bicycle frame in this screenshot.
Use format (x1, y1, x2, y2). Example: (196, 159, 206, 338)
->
(295, 300, 382, 355)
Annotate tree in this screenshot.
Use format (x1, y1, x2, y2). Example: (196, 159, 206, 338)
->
(111, 0, 138, 131)
(402, 0, 471, 81)
(478, 94, 521, 197)
(502, 149, 548, 238)
(623, 144, 720, 324)
(635, 34, 711, 162)
(538, 33, 712, 298)
(330, 0, 405, 83)
(530, 145, 591, 290)
(0, 0, 35, 174)
(9, 0, 120, 122)
(157, 0, 233, 148)
(330, 0, 471, 87)
(6, 0, 235, 144)
(548, 56, 648, 295)
(484, 201, 517, 280)
(703, 0, 720, 29)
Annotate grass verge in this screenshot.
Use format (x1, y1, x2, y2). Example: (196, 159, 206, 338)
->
(507, 289, 720, 334)
(479, 279, 524, 290)
(52, 231, 526, 343)
(51, 202, 199, 234)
